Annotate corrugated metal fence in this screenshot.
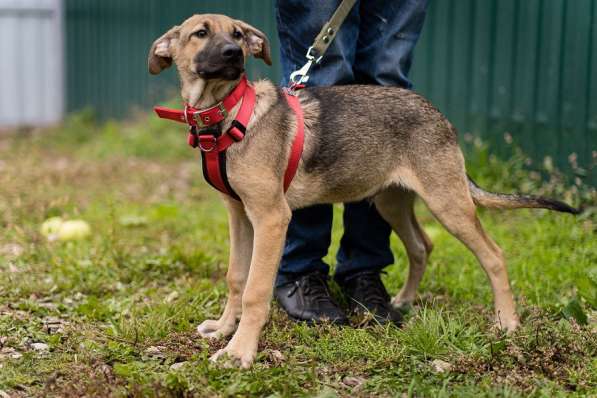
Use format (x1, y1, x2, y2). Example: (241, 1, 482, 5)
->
(0, 0, 63, 127)
(64, 0, 595, 182)
(65, 0, 280, 119)
(409, 0, 596, 182)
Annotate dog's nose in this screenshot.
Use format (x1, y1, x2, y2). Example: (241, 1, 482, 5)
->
(221, 44, 242, 60)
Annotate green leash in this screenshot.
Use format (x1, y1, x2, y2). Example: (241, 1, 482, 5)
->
(289, 0, 357, 87)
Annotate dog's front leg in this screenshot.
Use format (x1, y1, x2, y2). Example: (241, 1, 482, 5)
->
(211, 195, 290, 368)
(197, 197, 253, 339)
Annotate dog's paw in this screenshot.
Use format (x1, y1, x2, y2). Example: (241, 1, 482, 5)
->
(210, 345, 255, 369)
(494, 315, 520, 334)
(196, 319, 236, 340)
(391, 295, 414, 312)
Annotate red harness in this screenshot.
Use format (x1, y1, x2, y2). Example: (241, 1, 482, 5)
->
(154, 76, 304, 200)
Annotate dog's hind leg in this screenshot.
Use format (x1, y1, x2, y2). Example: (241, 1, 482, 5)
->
(374, 187, 433, 310)
(398, 155, 520, 331)
(197, 198, 253, 339)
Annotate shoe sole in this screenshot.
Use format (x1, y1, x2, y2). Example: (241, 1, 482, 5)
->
(287, 314, 349, 326)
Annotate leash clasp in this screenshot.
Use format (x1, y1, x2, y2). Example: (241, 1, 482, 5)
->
(289, 46, 323, 86)
(306, 46, 323, 64)
(289, 59, 313, 86)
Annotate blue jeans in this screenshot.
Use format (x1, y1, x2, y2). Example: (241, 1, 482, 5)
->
(275, 0, 428, 286)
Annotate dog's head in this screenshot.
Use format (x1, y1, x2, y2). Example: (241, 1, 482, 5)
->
(148, 14, 271, 85)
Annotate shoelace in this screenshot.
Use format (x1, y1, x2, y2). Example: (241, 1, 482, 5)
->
(348, 273, 390, 308)
(288, 273, 334, 304)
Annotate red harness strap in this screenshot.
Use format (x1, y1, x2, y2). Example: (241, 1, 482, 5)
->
(153, 76, 304, 201)
(155, 76, 249, 128)
(198, 85, 256, 199)
(283, 93, 304, 192)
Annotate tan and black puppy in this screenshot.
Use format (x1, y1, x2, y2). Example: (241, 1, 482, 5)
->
(148, 14, 579, 368)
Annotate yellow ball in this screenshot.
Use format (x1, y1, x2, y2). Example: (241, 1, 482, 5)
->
(57, 220, 91, 241)
(40, 217, 64, 238)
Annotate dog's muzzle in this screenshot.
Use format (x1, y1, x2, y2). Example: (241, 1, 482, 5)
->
(195, 43, 244, 80)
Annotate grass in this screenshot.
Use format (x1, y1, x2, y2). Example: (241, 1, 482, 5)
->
(0, 112, 595, 397)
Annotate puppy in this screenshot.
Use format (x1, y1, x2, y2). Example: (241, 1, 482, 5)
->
(148, 14, 579, 368)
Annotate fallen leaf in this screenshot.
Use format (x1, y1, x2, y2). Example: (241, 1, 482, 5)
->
(165, 291, 179, 303)
(342, 376, 366, 388)
(271, 349, 284, 360)
(431, 359, 453, 373)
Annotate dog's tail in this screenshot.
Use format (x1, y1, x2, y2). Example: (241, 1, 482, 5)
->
(467, 175, 581, 214)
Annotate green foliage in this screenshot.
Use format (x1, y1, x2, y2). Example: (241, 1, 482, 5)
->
(462, 135, 594, 208)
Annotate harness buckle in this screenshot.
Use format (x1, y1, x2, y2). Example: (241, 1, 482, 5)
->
(217, 103, 228, 118)
(191, 103, 227, 128)
(192, 112, 207, 128)
(198, 135, 217, 152)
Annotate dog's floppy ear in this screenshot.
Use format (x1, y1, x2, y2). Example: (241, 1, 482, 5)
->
(148, 25, 180, 75)
(235, 20, 272, 66)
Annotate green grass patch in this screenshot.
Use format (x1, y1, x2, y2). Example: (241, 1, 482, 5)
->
(0, 113, 595, 397)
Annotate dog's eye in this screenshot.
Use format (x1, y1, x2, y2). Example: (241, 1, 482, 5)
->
(232, 30, 243, 39)
(193, 29, 208, 38)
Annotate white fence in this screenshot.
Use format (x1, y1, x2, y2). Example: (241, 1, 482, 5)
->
(0, 0, 63, 128)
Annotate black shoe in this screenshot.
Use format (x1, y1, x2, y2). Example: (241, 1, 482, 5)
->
(337, 271, 403, 326)
(274, 272, 348, 325)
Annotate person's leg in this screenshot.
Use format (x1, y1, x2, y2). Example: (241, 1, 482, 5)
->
(335, 0, 429, 280)
(274, 0, 360, 324)
(276, 0, 359, 87)
(275, 0, 360, 284)
(353, 0, 429, 87)
(276, 205, 332, 286)
(334, 0, 429, 325)
(335, 201, 394, 280)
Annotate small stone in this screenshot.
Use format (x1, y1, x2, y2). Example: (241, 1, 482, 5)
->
(0, 389, 11, 398)
(145, 346, 161, 355)
(145, 346, 166, 359)
(342, 376, 365, 388)
(31, 342, 49, 351)
(431, 359, 453, 373)
(170, 362, 187, 370)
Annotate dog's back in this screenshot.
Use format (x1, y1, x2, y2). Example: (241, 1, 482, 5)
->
(290, 85, 459, 203)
